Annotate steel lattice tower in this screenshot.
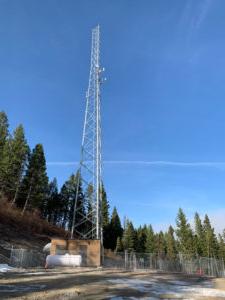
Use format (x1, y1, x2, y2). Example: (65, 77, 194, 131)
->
(71, 25, 103, 241)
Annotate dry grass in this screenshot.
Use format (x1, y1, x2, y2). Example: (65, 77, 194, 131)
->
(0, 199, 68, 238)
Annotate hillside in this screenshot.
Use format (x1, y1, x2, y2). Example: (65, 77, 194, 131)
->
(0, 200, 68, 260)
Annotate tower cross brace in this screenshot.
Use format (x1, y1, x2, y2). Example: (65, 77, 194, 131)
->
(71, 25, 104, 242)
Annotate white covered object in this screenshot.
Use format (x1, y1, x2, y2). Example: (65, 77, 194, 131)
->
(46, 254, 82, 267)
(0, 264, 14, 272)
(43, 243, 51, 253)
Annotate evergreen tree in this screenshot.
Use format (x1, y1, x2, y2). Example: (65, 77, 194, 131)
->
(0, 111, 9, 196)
(145, 225, 155, 253)
(43, 178, 60, 223)
(218, 234, 225, 260)
(8, 125, 29, 203)
(102, 183, 110, 227)
(59, 183, 70, 228)
(176, 208, 194, 256)
(17, 144, 49, 214)
(0, 138, 11, 197)
(136, 225, 147, 253)
(203, 214, 218, 258)
(194, 212, 205, 256)
(107, 207, 123, 250)
(122, 220, 135, 251)
(0, 111, 9, 159)
(59, 172, 85, 233)
(101, 183, 111, 249)
(155, 231, 166, 257)
(115, 237, 123, 252)
(165, 226, 177, 259)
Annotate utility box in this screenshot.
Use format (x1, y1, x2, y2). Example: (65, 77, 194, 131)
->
(50, 239, 101, 267)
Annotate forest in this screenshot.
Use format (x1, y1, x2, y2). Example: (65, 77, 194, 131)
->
(0, 110, 225, 260)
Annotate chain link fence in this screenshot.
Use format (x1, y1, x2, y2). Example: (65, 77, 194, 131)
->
(6, 248, 225, 278)
(103, 251, 225, 277)
(9, 249, 46, 268)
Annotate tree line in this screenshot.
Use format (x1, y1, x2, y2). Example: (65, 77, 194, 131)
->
(0, 111, 113, 236)
(0, 111, 225, 259)
(111, 209, 225, 261)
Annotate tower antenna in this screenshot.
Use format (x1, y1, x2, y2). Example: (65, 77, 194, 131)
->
(71, 25, 104, 242)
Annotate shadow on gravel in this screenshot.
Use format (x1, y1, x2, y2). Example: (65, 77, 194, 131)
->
(0, 269, 215, 300)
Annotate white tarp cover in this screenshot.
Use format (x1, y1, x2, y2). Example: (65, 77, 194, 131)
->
(46, 254, 82, 267)
(43, 243, 51, 253)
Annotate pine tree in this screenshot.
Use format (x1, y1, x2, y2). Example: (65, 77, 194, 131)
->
(165, 226, 177, 259)
(0, 111, 9, 159)
(122, 220, 135, 251)
(136, 225, 147, 253)
(17, 144, 49, 214)
(115, 237, 123, 252)
(176, 208, 194, 256)
(101, 183, 111, 249)
(59, 172, 85, 233)
(43, 178, 59, 223)
(203, 214, 218, 258)
(0, 111, 9, 197)
(8, 125, 29, 203)
(107, 207, 123, 250)
(155, 231, 166, 257)
(145, 225, 155, 253)
(59, 183, 70, 228)
(0, 138, 11, 197)
(218, 234, 225, 260)
(194, 212, 205, 256)
(102, 183, 110, 227)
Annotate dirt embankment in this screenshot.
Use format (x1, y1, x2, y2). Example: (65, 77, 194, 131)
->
(0, 200, 68, 255)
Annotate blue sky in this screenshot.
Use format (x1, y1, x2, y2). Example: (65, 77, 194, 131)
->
(1, 0, 225, 232)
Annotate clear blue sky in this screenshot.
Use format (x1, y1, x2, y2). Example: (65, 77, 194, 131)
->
(1, 0, 225, 232)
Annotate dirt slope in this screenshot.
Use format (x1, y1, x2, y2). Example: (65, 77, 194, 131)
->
(0, 200, 68, 258)
(0, 222, 51, 253)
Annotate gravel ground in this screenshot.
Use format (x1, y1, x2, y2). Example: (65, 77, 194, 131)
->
(0, 268, 225, 300)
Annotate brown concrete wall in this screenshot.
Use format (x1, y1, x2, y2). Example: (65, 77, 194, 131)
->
(50, 239, 101, 267)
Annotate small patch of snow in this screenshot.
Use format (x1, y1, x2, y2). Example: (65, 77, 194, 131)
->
(24, 272, 47, 275)
(108, 278, 225, 299)
(181, 286, 225, 297)
(108, 278, 154, 293)
(0, 264, 14, 273)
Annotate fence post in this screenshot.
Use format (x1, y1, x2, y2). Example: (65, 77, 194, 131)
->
(149, 254, 152, 270)
(133, 252, 137, 271)
(9, 246, 13, 266)
(221, 258, 225, 277)
(125, 250, 128, 270)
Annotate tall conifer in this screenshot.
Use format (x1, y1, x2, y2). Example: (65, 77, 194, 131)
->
(0, 111, 9, 196)
(18, 144, 48, 213)
(145, 225, 155, 253)
(166, 226, 177, 259)
(122, 220, 135, 251)
(176, 208, 194, 256)
(108, 207, 123, 250)
(203, 214, 218, 257)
